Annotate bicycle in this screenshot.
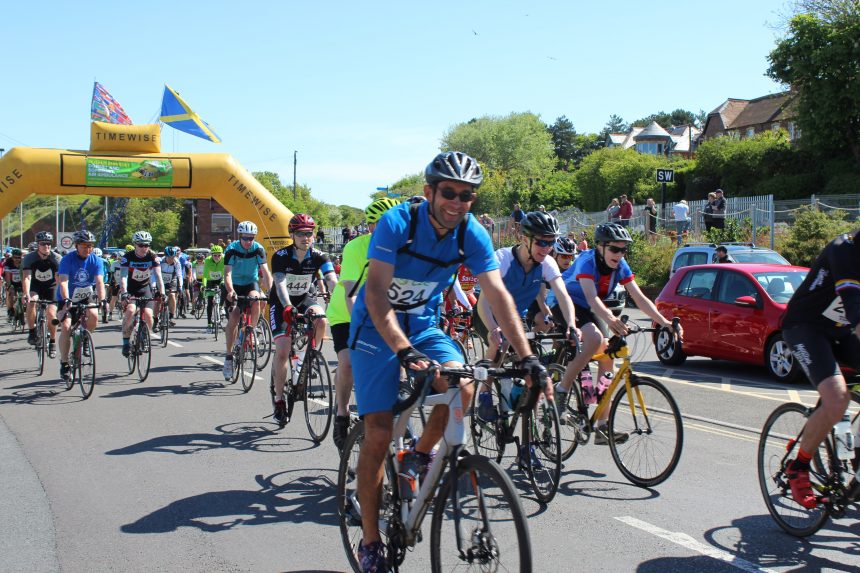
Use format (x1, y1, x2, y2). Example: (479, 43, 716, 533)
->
(11, 288, 25, 333)
(206, 287, 225, 341)
(547, 316, 684, 487)
(269, 307, 333, 442)
(228, 295, 267, 392)
(54, 299, 100, 399)
(156, 286, 178, 348)
(125, 296, 156, 382)
(757, 386, 860, 537)
(337, 362, 533, 572)
(439, 308, 485, 364)
(468, 332, 564, 503)
(192, 282, 205, 320)
(34, 299, 57, 376)
(254, 315, 272, 370)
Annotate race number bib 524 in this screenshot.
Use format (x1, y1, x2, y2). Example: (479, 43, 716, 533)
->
(388, 277, 436, 314)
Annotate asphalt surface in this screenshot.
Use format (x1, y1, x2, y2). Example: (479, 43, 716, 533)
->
(1, 308, 858, 572)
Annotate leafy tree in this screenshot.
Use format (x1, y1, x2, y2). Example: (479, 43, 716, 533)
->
(781, 206, 855, 266)
(547, 116, 577, 170)
(600, 114, 628, 139)
(767, 8, 860, 163)
(119, 198, 181, 247)
(631, 109, 700, 128)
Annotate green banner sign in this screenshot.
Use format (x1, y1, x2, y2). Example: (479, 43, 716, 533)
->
(85, 158, 174, 187)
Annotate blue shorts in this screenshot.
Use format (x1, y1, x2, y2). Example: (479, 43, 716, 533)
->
(349, 325, 464, 416)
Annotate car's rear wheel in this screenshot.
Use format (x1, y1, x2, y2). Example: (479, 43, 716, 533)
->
(765, 332, 802, 383)
(654, 327, 686, 366)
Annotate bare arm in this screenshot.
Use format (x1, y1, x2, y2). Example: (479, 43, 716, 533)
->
(96, 275, 106, 302)
(625, 280, 673, 329)
(323, 270, 338, 296)
(547, 277, 577, 331)
(258, 263, 272, 293)
(341, 280, 357, 314)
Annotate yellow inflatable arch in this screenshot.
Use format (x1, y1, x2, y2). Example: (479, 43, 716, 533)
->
(0, 122, 294, 255)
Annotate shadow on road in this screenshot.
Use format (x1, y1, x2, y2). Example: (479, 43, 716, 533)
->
(120, 470, 337, 533)
(100, 379, 245, 399)
(702, 513, 860, 572)
(105, 421, 320, 455)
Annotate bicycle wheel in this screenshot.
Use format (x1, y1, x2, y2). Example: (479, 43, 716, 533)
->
(757, 402, 831, 537)
(159, 306, 169, 347)
(36, 317, 46, 376)
(526, 394, 562, 503)
(212, 307, 220, 341)
(254, 317, 272, 370)
(304, 349, 333, 442)
(548, 364, 587, 461)
(77, 330, 96, 399)
(65, 335, 77, 391)
(239, 329, 257, 393)
(608, 374, 683, 487)
(468, 379, 505, 461)
(127, 328, 137, 375)
(431, 454, 532, 572)
(194, 297, 204, 320)
(230, 339, 242, 385)
(137, 326, 151, 382)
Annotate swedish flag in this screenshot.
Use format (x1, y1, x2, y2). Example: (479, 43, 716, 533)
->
(159, 85, 221, 143)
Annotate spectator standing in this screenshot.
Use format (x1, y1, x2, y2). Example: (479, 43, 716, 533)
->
(510, 203, 525, 239)
(316, 227, 326, 246)
(712, 189, 727, 230)
(618, 194, 633, 228)
(673, 200, 690, 246)
(341, 225, 350, 246)
(644, 197, 658, 242)
(606, 198, 621, 223)
(703, 192, 716, 232)
(577, 231, 589, 253)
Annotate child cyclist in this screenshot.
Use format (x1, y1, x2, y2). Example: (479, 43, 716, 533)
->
(549, 222, 682, 444)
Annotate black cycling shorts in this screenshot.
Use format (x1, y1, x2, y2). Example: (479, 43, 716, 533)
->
(29, 284, 56, 302)
(782, 324, 860, 387)
(331, 322, 351, 354)
(270, 295, 322, 340)
(127, 285, 156, 310)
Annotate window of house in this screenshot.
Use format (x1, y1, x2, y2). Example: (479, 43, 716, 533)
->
(771, 122, 780, 131)
(211, 213, 233, 234)
(746, 127, 756, 138)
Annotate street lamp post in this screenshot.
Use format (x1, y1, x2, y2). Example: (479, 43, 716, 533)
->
(293, 150, 297, 202)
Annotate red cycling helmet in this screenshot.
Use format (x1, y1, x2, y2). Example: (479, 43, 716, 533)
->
(289, 213, 316, 232)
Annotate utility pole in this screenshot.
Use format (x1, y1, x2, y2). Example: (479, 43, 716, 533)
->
(293, 150, 298, 202)
(0, 149, 5, 246)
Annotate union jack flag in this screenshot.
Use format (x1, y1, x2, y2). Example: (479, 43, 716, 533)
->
(91, 82, 132, 125)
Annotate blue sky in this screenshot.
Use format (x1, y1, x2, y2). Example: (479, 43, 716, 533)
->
(1, 1, 788, 208)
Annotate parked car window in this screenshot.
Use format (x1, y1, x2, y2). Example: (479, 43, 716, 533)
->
(732, 251, 789, 265)
(715, 271, 759, 304)
(676, 269, 718, 299)
(753, 270, 808, 304)
(673, 252, 709, 273)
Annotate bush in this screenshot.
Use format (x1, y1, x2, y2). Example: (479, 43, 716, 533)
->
(625, 232, 676, 291)
(780, 207, 856, 267)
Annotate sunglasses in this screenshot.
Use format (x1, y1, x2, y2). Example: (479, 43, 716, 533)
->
(605, 245, 629, 254)
(437, 187, 476, 202)
(212, 253, 222, 257)
(240, 236, 255, 242)
(293, 231, 314, 238)
(532, 238, 555, 248)
(136, 243, 150, 248)
(38, 242, 52, 246)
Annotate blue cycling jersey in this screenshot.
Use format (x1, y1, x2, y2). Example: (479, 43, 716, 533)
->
(224, 240, 266, 286)
(546, 249, 634, 308)
(351, 200, 498, 334)
(57, 252, 103, 301)
(495, 246, 561, 315)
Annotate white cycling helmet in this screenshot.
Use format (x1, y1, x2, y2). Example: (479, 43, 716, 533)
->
(237, 221, 258, 235)
(132, 231, 153, 244)
(93, 248, 103, 257)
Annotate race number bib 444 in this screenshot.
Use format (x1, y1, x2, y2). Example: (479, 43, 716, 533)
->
(131, 268, 151, 282)
(822, 296, 848, 325)
(284, 273, 312, 296)
(388, 277, 436, 314)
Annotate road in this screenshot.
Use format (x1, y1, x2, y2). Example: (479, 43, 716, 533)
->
(1, 309, 857, 573)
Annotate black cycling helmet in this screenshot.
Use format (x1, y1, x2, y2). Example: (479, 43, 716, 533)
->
(73, 230, 97, 244)
(425, 151, 484, 188)
(554, 236, 576, 255)
(521, 211, 560, 238)
(594, 223, 632, 244)
(36, 231, 53, 242)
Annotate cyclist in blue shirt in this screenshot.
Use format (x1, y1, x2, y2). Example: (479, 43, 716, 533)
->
(551, 223, 680, 444)
(222, 221, 272, 380)
(349, 151, 552, 572)
(56, 230, 105, 382)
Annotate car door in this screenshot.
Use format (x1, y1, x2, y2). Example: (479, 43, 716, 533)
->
(709, 269, 770, 362)
(669, 268, 717, 355)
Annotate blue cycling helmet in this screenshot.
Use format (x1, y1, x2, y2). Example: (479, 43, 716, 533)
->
(164, 246, 178, 257)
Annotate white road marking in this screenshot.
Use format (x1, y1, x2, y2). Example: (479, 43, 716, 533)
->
(788, 389, 801, 403)
(643, 371, 814, 406)
(721, 377, 731, 392)
(167, 341, 183, 348)
(615, 516, 778, 573)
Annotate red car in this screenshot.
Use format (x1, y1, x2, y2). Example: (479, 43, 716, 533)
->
(653, 263, 809, 383)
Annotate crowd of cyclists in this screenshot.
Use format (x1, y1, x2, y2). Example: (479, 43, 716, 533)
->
(3, 149, 858, 572)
